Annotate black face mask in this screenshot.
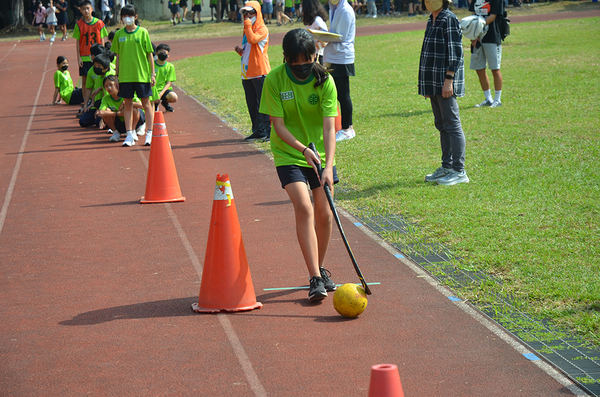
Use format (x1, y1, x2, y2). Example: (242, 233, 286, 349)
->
(157, 53, 168, 61)
(61, 65, 68, 71)
(93, 67, 104, 75)
(289, 62, 315, 80)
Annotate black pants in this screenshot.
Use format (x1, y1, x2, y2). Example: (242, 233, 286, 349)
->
(332, 75, 353, 129)
(242, 77, 271, 136)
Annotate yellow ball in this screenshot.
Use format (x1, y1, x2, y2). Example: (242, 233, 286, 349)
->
(333, 283, 368, 318)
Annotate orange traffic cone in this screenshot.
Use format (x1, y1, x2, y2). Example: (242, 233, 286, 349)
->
(140, 111, 185, 204)
(368, 364, 404, 397)
(192, 174, 262, 313)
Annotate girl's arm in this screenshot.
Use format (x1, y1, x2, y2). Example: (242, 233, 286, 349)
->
(51, 87, 61, 105)
(148, 53, 156, 87)
(321, 116, 336, 189)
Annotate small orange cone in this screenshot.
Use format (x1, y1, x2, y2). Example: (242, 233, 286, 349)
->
(192, 174, 262, 313)
(368, 364, 405, 397)
(140, 111, 185, 204)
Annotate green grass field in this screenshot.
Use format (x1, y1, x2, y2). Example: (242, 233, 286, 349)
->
(173, 15, 600, 347)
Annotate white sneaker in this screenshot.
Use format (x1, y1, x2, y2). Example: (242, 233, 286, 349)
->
(122, 132, 136, 147)
(490, 100, 502, 108)
(136, 122, 146, 136)
(335, 127, 355, 142)
(109, 130, 121, 142)
(144, 132, 152, 146)
(373, 14, 377, 18)
(50, 33, 56, 42)
(474, 99, 493, 108)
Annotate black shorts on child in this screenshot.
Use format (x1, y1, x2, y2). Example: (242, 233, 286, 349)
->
(79, 61, 93, 77)
(276, 164, 339, 190)
(69, 88, 84, 105)
(114, 108, 146, 133)
(118, 82, 152, 99)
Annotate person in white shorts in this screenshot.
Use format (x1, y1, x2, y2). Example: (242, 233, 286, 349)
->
(469, 0, 504, 108)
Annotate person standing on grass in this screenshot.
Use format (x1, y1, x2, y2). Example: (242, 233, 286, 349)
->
(191, 0, 204, 23)
(419, 0, 469, 186)
(323, 0, 356, 142)
(259, 28, 338, 301)
(234, 1, 271, 142)
(469, 0, 504, 108)
(112, 4, 155, 147)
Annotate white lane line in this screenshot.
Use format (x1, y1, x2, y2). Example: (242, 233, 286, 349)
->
(0, 44, 52, 238)
(135, 140, 265, 396)
(0, 41, 19, 64)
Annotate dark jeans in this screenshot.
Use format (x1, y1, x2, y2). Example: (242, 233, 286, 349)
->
(430, 95, 466, 172)
(332, 75, 353, 130)
(242, 77, 271, 136)
(79, 99, 102, 128)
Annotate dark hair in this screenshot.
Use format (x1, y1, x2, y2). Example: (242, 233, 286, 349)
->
(56, 55, 67, 64)
(103, 74, 119, 87)
(156, 43, 171, 53)
(121, 4, 136, 17)
(282, 29, 328, 88)
(104, 41, 112, 51)
(90, 43, 105, 57)
(302, 0, 328, 27)
(108, 30, 117, 41)
(94, 53, 111, 69)
(79, 0, 93, 7)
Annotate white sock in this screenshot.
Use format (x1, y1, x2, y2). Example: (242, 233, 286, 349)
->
(127, 130, 134, 136)
(146, 129, 152, 136)
(495, 90, 502, 102)
(484, 90, 493, 102)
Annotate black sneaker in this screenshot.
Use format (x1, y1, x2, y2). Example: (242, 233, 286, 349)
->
(319, 268, 337, 292)
(244, 132, 270, 142)
(163, 103, 174, 112)
(308, 277, 327, 301)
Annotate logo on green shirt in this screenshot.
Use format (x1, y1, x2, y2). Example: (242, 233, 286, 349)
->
(280, 91, 294, 101)
(308, 94, 319, 105)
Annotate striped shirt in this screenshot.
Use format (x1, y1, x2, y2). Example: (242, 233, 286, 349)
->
(418, 8, 465, 97)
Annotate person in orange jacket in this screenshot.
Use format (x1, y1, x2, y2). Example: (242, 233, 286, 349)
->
(234, 1, 271, 142)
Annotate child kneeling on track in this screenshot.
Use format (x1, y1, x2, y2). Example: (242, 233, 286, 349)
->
(96, 75, 146, 144)
(112, 4, 155, 147)
(80, 45, 115, 127)
(50, 56, 84, 106)
(151, 43, 178, 113)
(259, 28, 339, 301)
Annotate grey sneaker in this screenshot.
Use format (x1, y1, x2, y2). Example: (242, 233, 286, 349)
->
(474, 99, 493, 108)
(490, 100, 502, 108)
(319, 268, 337, 292)
(436, 170, 469, 186)
(308, 277, 327, 301)
(425, 167, 451, 182)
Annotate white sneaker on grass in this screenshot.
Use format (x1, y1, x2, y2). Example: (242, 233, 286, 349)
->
(436, 170, 469, 186)
(490, 100, 502, 108)
(425, 167, 451, 182)
(122, 132, 136, 147)
(474, 99, 493, 108)
(109, 130, 120, 142)
(335, 127, 355, 142)
(144, 132, 152, 146)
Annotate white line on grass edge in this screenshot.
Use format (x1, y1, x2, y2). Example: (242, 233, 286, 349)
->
(338, 207, 589, 397)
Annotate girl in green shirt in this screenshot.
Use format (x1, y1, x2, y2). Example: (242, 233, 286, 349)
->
(259, 29, 338, 301)
(51, 56, 84, 106)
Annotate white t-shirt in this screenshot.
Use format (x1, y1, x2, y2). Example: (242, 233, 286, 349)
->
(102, 0, 111, 12)
(46, 6, 57, 23)
(306, 16, 328, 56)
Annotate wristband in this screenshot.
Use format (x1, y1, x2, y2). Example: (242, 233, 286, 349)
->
(302, 147, 309, 155)
(445, 74, 454, 80)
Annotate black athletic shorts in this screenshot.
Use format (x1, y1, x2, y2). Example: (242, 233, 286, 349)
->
(276, 164, 338, 190)
(118, 82, 152, 99)
(79, 61, 93, 77)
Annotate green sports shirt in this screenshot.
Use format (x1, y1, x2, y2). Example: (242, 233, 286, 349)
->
(99, 93, 141, 121)
(86, 64, 116, 102)
(112, 26, 154, 84)
(54, 69, 74, 104)
(260, 63, 338, 168)
(151, 61, 177, 101)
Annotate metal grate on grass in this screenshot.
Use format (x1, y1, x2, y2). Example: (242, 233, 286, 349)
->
(359, 212, 600, 396)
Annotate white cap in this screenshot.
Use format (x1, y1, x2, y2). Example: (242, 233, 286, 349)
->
(239, 5, 254, 12)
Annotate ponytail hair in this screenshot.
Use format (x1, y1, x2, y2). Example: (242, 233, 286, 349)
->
(282, 29, 329, 88)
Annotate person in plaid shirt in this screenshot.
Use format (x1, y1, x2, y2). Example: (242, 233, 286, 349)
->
(418, 0, 469, 186)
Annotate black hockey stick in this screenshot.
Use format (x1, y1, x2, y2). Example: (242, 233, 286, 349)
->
(308, 143, 372, 295)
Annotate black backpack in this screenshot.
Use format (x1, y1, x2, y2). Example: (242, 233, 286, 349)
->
(499, 10, 510, 41)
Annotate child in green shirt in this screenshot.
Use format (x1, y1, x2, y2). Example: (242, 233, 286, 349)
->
(259, 29, 338, 301)
(151, 44, 178, 113)
(50, 56, 84, 106)
(112, 4, 155, 147)
(96, 75, 146, 143)
(80, 52, 116, 128)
